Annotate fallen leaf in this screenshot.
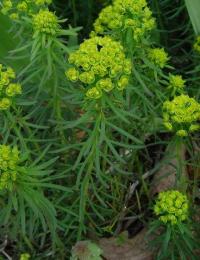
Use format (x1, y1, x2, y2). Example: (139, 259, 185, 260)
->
(98, 229, 153, 260)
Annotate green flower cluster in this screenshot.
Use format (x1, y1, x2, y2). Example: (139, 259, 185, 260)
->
(0, 64, 22, 110)
(0, 0, 52, 20)
(35, 0, 52, 5)
(168, 74, 185, 96)
(20, 253, 31, 260)
(148, 48, 169, 68)
(194, 36, 200, 53)
(0, 145, 20, 191)
(163, 94, 200, 137)
(91, 0, 155, 42)
(66, 36, 132, 99)
(33, 9, 59, 36)
(0, 0, 12, 15)
(154, 190, 189, 225)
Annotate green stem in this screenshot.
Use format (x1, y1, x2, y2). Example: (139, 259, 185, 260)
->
(71, 0, 77, 27)
(51, 63, 66, 145)
(77, 113, 102, 239)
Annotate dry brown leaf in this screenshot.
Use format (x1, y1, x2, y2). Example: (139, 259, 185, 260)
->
(76, 129, 87, 140)
(98, 229, 153, 260)
(72, 229, 153, 260)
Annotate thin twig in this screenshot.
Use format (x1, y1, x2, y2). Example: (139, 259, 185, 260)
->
(1, 251, 12, 260)
(114, 170, 154, 235)
(0, 236, 12, 260)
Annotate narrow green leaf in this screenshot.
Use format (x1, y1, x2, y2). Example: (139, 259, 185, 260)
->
(185, 0, 200, 35)
(163, 225, 171, 254)
(106, 121, 143, 144)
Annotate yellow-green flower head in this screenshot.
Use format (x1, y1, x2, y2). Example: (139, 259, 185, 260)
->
(154, 190, 189, 225)
(35, 0, 52, 5)
(176, 129, 188, 137)
(6, 83, 22, 96)
(0, 145, 20, 191)
(163, 94, 200, 136)
(65, 68, 79, 82)
(117, 75, 129, 90)
(9, 12, 19, 20)
(194, 36, 200, 53)
(168, 74, 185, 95)
(97, 78, 114, 92)
(148, 48, 169, 68)
(66, 36, 131, 99)
(20, 253, 31, 260)
(86, 87, 102, 99)
(0, 98, 11, 110)
(1, 0, 52, 20)
(79, 71, 95, 84)
(0, 64, 22, 110)
(189, 124, 200, 132)
(33, 10, 59, 36)
(17, 2, 28, 12)
(92, 0, 155, 42)
(0, 0, 12, 15)
(163, 121, 173, 131)
(2, 0, 12, 8)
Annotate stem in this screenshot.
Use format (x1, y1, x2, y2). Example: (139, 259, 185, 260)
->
(77, 113, 102, 239)
(50, 59, 66, 145)
(71, 0, 77, 27)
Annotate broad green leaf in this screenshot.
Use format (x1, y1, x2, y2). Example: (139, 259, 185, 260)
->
(185, 0, 200, 35)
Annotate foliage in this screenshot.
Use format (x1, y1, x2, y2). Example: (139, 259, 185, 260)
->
(0, 0, 200, 259)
